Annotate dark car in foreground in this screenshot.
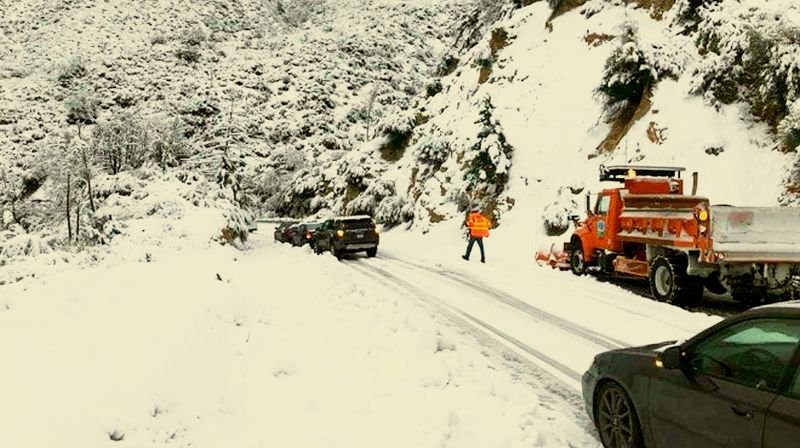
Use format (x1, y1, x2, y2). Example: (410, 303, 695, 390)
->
(313, 215, 379, 259)
(583, 302, 800, 448)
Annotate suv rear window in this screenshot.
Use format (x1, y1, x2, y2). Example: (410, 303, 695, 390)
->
(341, 218, 374, 230)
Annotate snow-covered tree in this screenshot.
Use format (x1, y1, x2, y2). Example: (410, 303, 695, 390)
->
(464, 96, 513, 192)
(599, 20, 687, 108)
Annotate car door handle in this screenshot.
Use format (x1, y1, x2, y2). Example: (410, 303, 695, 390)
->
(731, 404, 754, 420)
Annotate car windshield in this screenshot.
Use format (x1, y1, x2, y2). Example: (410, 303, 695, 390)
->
(342, 218, 374, 230)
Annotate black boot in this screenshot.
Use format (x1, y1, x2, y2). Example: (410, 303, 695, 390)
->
(461, 255, 468, 261)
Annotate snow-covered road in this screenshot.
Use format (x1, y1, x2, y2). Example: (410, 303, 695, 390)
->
(339, 238, 724, 442)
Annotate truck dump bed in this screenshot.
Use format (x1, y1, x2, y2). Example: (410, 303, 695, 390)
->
(710, 206, 800, 263)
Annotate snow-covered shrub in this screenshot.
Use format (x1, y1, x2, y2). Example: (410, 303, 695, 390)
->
(0, 233, 55, 261)
(435, 52, 460, 77)
(56, 56, 87, 88)
(426, 80, 443, 97)
(181, 26, 207, 46)
(176, 47, 201, 63)
(92, 172, 143, 199)
(345, 179, 396, 217)
(414, 130, 452, 167)
(691, 2, 800, 126)
(150, 118, 190, 170)
(180, 94, 221, 134)
(542, 188, 580, 236)
(599, 21, 687, 107)
(674, 0, 721, 23)
(376, 109, 416, 161)
(276, 167, 329, 217)
(375, 195, 414, 227)
(65, 87, 99, 127)
(91, 111, 151, 174)
(277, 0, 329, 26)
(150, 33, 168, 45)
(779, 100, 800, 152)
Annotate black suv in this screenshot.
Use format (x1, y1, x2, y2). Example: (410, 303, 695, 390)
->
(313, 215, 379, 259)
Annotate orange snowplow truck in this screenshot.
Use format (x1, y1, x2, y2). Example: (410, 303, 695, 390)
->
(563, 165, 800, 306)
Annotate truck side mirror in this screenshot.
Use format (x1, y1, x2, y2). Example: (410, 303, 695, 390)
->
(660, 346, 682, 370)
(585, 194, 592, 215)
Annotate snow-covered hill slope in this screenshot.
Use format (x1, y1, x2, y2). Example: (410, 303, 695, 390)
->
(0, 0, 473, 223)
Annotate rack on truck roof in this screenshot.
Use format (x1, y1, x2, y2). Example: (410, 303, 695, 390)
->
(599, 165, 685, 183)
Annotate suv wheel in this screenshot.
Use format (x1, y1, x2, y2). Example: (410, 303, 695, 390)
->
(366, 247, 377, 258)
(331, 244, 342, 260)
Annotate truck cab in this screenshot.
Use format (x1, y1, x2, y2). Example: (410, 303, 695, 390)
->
(568, 165, 686, 275)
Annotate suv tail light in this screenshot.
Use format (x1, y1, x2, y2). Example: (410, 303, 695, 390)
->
(336, 230, 345, 238)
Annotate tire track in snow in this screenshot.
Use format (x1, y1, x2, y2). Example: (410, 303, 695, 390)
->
(346, 260, 600, 443)
(380, 252, 701, 336)
(375, 254, 627, 350)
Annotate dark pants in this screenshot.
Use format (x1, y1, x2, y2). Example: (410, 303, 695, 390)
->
(464, 237, 485, 261)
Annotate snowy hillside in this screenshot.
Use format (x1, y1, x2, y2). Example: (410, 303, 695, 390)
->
(394, 0, 800, 253)
(0, 0, 475, 249)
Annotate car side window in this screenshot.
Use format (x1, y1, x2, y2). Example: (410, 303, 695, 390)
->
(690, 318, 800, 391)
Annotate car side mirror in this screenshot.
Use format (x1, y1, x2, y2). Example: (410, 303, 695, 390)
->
(660, 346, 682, 370)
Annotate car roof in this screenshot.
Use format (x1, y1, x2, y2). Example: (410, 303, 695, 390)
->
(335, 215, 373, 221)
(751, 300, 800, 312)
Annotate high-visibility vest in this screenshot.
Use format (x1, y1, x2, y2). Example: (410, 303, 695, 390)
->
(466, 212, 490, 237)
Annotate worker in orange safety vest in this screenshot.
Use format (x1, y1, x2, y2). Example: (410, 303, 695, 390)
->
(462, 207, 490, 263)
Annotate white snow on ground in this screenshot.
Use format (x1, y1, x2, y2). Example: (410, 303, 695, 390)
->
(0, 218, 725, 448)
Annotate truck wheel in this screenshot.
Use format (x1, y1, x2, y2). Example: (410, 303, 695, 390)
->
(366, 247, 377, 258)
(331, 244, 342, 260)
(570, 242, 586, 276)
(649, 255, 703, 306)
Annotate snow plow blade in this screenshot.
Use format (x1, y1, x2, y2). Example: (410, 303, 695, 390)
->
(535, 244, 570, 270)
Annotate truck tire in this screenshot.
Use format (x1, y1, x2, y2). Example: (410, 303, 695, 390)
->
(570, 239, 586, 276)
(366, 247, 377, 258)
(649, 255, 703, 306)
